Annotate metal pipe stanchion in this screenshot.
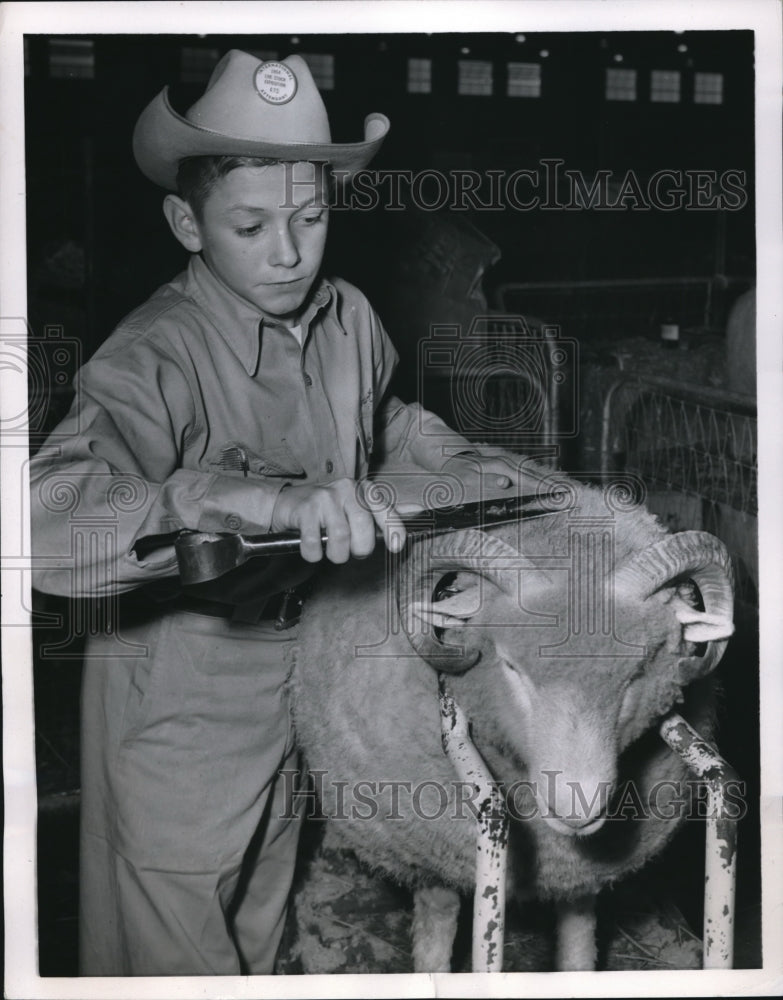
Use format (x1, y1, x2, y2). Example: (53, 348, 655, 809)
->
(439, 675, 509, 972)
(659, 712, 740, 969)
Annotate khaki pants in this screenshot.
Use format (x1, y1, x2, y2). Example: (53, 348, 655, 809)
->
(79, 607, 303, 976)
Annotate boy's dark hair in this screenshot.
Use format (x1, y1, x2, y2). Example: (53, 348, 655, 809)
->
(176, 156, 333, 217)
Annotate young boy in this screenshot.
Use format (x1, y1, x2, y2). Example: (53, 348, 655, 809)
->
(30, 49, 515, 976)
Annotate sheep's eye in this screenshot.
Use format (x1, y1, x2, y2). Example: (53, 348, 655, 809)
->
(431, 573, 462, 643)
(675, 578, 703, 611)
(432, 573, 460, 604)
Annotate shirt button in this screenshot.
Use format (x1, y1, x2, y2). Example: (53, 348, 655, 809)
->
(303, 371, 313, 387)
(224, 514, 242, 531)
(325, 460, 334, 474)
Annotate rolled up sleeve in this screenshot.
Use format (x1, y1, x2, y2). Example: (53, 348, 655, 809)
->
(30, 347, 287, 598)
(372, 394, 478, 472)
(367, 310, 477, 473)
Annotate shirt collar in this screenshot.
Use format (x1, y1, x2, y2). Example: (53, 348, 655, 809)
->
(185, 255, 336, 375)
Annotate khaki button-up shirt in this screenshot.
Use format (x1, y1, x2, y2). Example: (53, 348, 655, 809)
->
(30, 255, 473, 596)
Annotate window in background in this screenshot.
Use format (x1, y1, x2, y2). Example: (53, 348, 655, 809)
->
(605, 67, 637, 101)
(650, 69, 681, 103)
(180, 47, 220, 83)
(694, 72, 724, 105)
(458, 59, 493, 96)
(507, 61, 542, 98)
(301, 53, 335, 90)
(407, 57, 432, 94)
(48, 38, 95, 79)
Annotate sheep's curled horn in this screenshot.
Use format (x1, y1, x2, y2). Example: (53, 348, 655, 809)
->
(397, 528, 551, 672)
(398, 527, 734, 680)
(612, 529, 735, 683)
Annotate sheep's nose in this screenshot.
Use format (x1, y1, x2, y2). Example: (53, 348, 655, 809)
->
(542, 773, 610, 835)
(557, 811, 607, 834)
(544, 807, 608, 838)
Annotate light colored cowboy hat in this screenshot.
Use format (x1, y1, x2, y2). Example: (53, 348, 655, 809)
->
(133, 49, 390, 189)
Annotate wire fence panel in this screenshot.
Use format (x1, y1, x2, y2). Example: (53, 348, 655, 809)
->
(600, 374, 757, 602)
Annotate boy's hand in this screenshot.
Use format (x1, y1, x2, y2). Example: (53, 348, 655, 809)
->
(440, 453, 514, 492)
(270, 478, 408, 564)
(440, 451, 550, 498)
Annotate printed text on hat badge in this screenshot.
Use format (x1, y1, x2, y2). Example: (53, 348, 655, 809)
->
(254, 62, 298, 105)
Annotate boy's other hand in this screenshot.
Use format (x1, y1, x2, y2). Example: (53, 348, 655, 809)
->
(440, 453, 514, 493)
(440, 451, 551, 497)
(270, 478, 408, 564)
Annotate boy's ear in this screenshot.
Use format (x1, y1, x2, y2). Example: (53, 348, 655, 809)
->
(162, 195, 203, 253)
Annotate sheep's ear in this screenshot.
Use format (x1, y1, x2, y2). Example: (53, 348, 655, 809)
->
(673, 597, 735, 643)
(410, 584, 482, 630)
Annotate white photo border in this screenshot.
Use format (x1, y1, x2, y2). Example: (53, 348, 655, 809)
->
(2, 2, 781, 997)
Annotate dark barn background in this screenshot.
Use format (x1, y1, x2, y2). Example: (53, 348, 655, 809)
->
(25, 30, 759, 975)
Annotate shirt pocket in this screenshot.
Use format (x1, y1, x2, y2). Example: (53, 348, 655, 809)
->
(207, 440, 306, 479)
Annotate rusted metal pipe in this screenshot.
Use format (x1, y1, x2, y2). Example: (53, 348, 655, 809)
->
(659, 712, 740, 969)
(439, 675, 509, 972)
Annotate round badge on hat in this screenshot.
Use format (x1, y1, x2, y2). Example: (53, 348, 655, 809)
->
(133, 49, 391, 189)
(254, 61, 298, 104)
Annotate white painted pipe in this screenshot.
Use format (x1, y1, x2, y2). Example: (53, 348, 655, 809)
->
(436, 700, 738, 971)
(439, 675, 509, 972)
(659, 712, 739, 969)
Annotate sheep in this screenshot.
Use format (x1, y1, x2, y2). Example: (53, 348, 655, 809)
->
(726, 287, 756, 398)
(289, 463, 735, 972)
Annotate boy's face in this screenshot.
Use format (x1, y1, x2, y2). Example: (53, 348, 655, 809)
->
(191, 162, 329, 326)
